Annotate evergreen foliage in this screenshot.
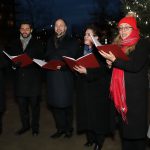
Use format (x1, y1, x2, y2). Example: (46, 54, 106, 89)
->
(122, 0, 150, 38)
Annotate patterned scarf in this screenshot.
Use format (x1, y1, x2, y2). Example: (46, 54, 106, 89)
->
(20, 34, 32, 51)
(83, 45, 92, 55)
(110, 28, 140, 122)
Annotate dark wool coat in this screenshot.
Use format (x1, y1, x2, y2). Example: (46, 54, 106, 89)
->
(6, 37, 44, 97)
(113, 39, 150, 139)
(0, 45, 8, 112)
(75, 46, 115, 134)
(46, 34, 80, 107)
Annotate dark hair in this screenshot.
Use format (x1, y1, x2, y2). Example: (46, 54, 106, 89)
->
(84, 24, 101, 37)
(19, 21, 33, 29)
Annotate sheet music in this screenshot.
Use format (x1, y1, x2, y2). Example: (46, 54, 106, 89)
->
(90, 34, 102, 47)
(33, 58, 47, 67)
(3, 51, 17, 59)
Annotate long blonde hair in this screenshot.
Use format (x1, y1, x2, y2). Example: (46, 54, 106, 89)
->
(113, 35, 136, 55)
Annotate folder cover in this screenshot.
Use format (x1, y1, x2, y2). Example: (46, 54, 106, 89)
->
(63, 53, 100, 70)
(90, 35, 129, 61)
(97, 44, 129, 61)
(33, 59, 65, 70)
(3, 51, 33, 67)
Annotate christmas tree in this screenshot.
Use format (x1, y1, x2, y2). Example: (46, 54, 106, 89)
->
(122, 0, 150, 38)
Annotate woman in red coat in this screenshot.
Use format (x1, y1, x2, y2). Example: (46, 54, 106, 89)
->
(99, 14, 150, 150)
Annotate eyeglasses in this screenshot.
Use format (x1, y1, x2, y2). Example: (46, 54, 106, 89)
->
(118, 26, 133, 31)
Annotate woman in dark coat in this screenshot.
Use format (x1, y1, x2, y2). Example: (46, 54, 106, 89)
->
(74, 25, 115, 150)
(99, 14, 150, 150)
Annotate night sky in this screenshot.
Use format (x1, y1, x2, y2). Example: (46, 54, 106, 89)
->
(15, 0, 122, 30)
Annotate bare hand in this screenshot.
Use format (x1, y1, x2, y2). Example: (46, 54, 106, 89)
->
(57, 66, 61, 69)
(73, 65, 87, 74)
(99, 50, 116, 62)
(106, 59, 112, 68)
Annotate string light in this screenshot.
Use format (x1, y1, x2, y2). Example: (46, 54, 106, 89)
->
(145, 21, 148, 25)
(123, 0, 150, 38)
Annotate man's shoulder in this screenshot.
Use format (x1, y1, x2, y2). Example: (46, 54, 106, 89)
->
(11, 38, 20, 43)
(65, 35, 78, 43)
(31, 36, 40, 42)
(30, 37, 43, 45)
(6, 38, 20, 48)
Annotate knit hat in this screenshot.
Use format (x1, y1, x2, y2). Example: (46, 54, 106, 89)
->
(118, 17, 138, 30)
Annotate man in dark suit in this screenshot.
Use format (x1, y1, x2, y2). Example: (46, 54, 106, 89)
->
(45, 18, 80, 138)
(6, 22, 44, 136)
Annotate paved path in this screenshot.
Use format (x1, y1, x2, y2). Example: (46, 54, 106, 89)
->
(0, 81, 150, 150)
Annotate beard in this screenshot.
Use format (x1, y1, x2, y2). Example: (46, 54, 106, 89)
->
(56, 32, 64, 38)
(21, 33, 31, 38)
(55, 29, 66, 38)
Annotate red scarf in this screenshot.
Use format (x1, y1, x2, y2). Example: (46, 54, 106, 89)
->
(110, 28, 140, 122)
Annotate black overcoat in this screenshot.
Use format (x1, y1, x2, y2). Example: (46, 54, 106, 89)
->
(0, 45, 8, 112)
(6, 37, 44, 97)
(76, 46, 115, 134)
(46, 34, 80, 107)
(113, 39, 150, 139)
